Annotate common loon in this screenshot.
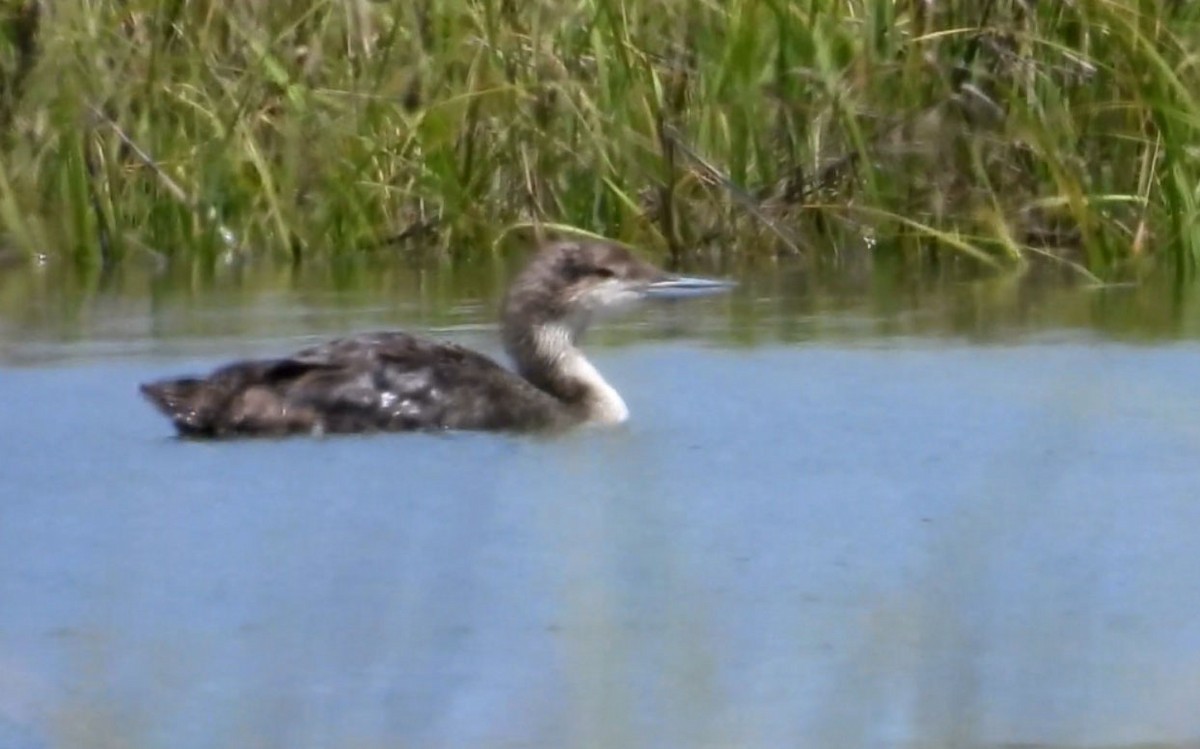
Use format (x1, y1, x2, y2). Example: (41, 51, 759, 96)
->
(140, 239, 733, 438)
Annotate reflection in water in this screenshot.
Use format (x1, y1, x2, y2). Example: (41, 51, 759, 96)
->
(2, 252, 1199, 365)
(3, 256, 1200, 749)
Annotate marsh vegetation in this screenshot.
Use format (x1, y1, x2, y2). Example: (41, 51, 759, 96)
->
(0, 0, 1197, 281)
(6, 6, 1200, 746)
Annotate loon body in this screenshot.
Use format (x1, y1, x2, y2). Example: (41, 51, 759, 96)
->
(140, 240, 731, 438)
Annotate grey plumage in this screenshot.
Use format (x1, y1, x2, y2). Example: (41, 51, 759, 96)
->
(140, 240, 711, 439)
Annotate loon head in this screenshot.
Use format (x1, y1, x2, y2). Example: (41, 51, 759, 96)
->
(498, 239, 734, 422)
(501, 240, 732, 345)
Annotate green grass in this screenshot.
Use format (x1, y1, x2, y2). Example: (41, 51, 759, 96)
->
(0, 0, 1197, 278)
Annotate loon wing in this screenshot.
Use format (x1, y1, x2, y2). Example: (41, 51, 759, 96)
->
(141, 331, 559, 437)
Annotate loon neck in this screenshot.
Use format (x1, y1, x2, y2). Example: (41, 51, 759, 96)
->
(509, 321, 629, 424)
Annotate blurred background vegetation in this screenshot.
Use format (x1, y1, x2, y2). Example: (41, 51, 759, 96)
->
(0, 0, 1197, 281)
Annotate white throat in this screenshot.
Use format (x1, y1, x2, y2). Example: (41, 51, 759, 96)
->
(532, 323, 629, 424)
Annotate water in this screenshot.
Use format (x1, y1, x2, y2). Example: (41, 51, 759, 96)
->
(3, 258, 1200, 749)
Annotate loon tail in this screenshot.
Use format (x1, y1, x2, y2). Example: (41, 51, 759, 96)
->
(139, 378, 216, 437)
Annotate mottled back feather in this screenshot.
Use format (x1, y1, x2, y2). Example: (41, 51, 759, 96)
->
(141, 332, 572, 437)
